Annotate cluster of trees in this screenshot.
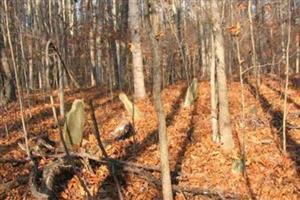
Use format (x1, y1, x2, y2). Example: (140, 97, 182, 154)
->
(1, 0, 299, 102)
(0, 0, 299, 199)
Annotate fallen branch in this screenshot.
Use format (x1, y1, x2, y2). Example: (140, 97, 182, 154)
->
(0, 152, 240, 199)
(0, 152, 160, 172)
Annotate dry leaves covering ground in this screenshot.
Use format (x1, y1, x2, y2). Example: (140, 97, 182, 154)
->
(0, 76, 300, 199)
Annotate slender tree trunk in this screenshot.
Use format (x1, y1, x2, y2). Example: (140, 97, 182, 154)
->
(67, 0, 74, 36)
(27, 0, 34, 90)
(296, 35, 299, 73)
(248, 0, 259, 97)
(89, 6, 97, 86)
(4, 0, 30, 158)
(280, 1, 287, 71)
(58, 56, 65, 118)
(119, 0, 129, 90)
(145, 1, 173, 199)
(129, 0, 146, 99)
(270, 27, 275, 73)
(107, 0, 122, 89)
(210, 34, 219, 142)
(211, 0, 234, 151)
(236, 38, 246, 164)
(95, 34, 103, 84)
(0, 36, 16, 104)
(282, 0, 291, 153)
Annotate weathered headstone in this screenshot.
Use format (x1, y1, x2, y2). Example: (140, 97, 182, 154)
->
(119, 93, 143, 120)
(231, 158, 245, 174)
(183, 78, 198, 107)
(63, 99, 85, 148)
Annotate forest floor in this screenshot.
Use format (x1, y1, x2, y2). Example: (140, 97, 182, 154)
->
(1, 75, 300, 200)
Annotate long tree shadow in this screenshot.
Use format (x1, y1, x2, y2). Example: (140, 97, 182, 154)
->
(172, 93, 198, 186)
(123, 85, 187, 161)
(96, 85, 188, 198)
(267, 74, 300, 92)
(245, 78, 300, 176)
(0, 109, 58, 156)
(0, 92, 116, 156)
(233, 113, 256, 200)
(263, 81, 300, 109)
(0, 87, 109, 134)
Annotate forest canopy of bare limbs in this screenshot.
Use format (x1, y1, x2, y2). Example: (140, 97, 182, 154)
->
(0, 0, 300, 199)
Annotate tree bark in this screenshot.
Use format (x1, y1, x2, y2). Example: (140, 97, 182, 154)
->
(248, 0, 259, 97)
(211, 0, 234, 151)
(129, 0, 146, 99)
(107, 0, 122, 90)
(145, 1, 173, 199)
(282, 0, 291, 153)
(210, 34, 219, 142)
(89, 3, 97, 86)
(296, 35, 299, 73)
(0, 50, 16, 105)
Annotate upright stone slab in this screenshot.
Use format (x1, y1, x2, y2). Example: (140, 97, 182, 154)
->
(231, 158, 245, 174)
(183, 78, 198, 107)
(63, 99, 85, 148)
(119, 93, 143, 120)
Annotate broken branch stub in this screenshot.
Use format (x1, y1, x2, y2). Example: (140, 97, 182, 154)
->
(183, 78, 198, 107)
(119, 93, 143, 120)
(109, 119, 134, 141)
(63, 99, 85, 148)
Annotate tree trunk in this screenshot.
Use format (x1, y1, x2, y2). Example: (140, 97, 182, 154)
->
(0, 19, 16, 105)
(211, 0, 234, 151)
(210, 34, 219, 142)
(89, 7, 96, 86)
(296, 35, 299, 73)
(282, 0, 291, 153)
(248, 0, 259, 97)
(4, 0, 30, 158)
(129, 0, 146, 99)
(145, 1, 173, 199)
(107, 0, 122, 89)
(58, 57, 65, 118)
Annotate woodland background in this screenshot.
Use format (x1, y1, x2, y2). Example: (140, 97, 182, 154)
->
(0, 0, 300, 199)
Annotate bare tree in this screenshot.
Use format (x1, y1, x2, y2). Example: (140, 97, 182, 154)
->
(296, 35, 299, 73)
(248, 0, 260, 97)
(211, 0, 234, 151)
(145, 1, 173, 199)
(4, 0, 30, 157)
(210, 33, 219, 142)
(282, 0, 292, 153)
(129, 0, 146, 99)
(0, 27, 16, 105)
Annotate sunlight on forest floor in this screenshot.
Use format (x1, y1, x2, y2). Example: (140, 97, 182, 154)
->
(0, 77, 300, 199)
